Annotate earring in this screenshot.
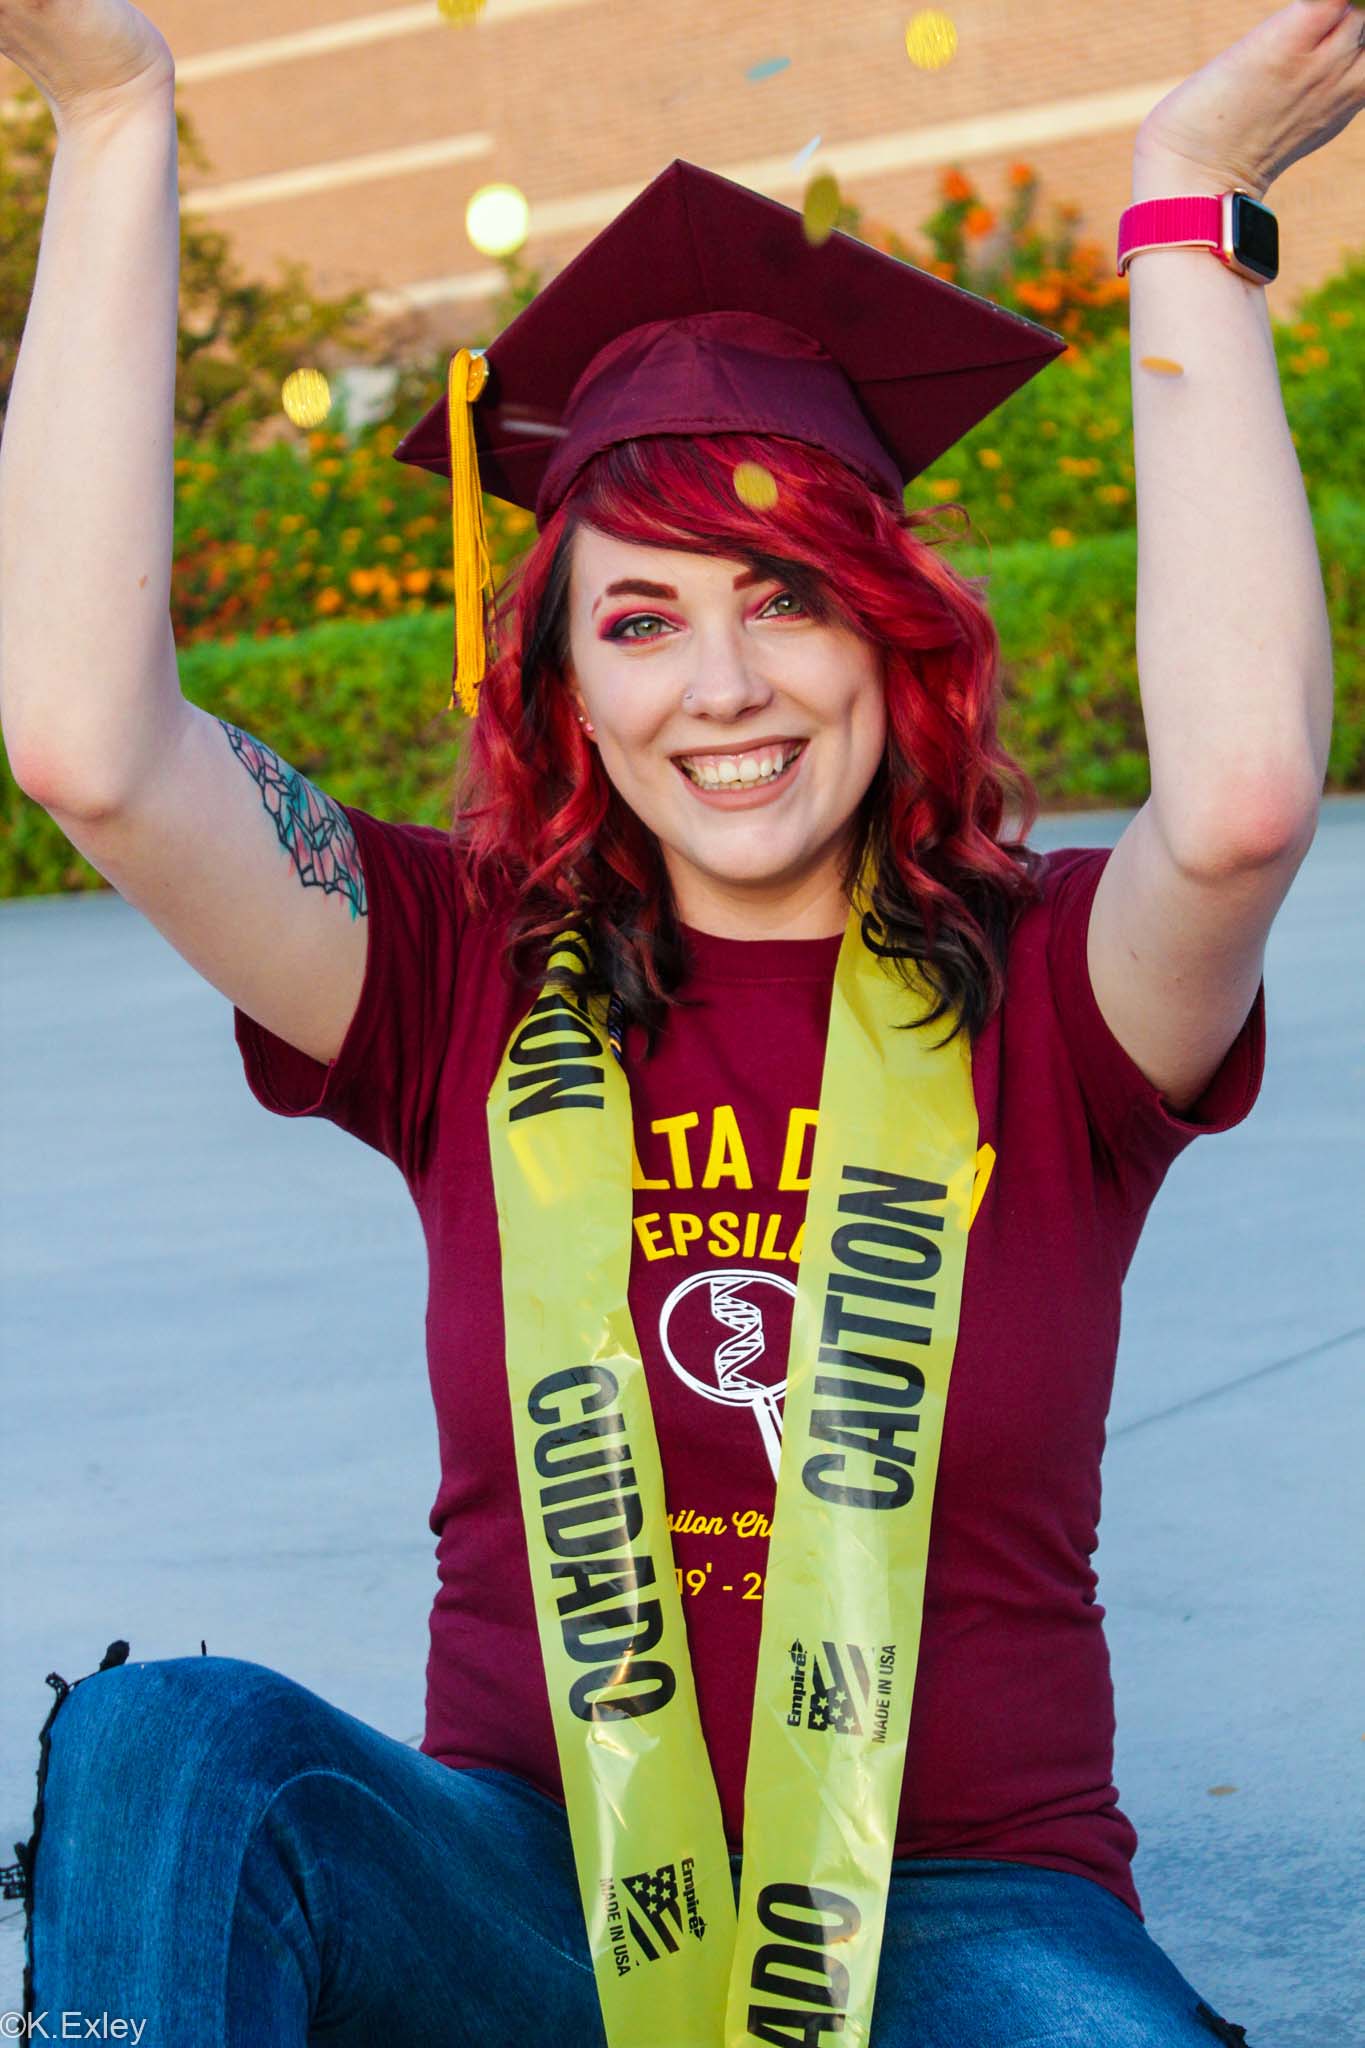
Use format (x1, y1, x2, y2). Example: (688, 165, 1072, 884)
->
(578, 714, 595, 736)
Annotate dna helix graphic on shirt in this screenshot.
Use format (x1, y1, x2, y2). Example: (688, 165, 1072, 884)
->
(657, 1268, 795, 1477)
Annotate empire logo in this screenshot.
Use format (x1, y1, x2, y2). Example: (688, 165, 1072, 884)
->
(787, 1638, 876, 1736)
(602, 1858, 707, 1970)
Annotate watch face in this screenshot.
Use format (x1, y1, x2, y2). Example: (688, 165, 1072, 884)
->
(1231, 194, 1279, 281)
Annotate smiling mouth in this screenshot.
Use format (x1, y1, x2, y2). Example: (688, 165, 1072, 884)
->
(674, 740, 806, 790)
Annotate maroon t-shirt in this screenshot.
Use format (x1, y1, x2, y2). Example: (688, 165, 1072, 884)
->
(233, 801, 1266, 1922)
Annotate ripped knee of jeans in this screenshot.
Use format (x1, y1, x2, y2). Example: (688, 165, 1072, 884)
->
(6, 1638, 133, 2026)
(1196, 1999, 1252, 2045)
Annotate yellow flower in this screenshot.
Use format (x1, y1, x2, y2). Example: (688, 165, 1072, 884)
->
(977, 449, 1003, 469)
(1049, 528, 1075, 547)
(379, 534, 403, 553)
(349, 569, 378, 596)
(1097, 484, 1130, 505)
(315, 587, 343, 612)
(310, 481, 329, 498)
(927, 478, 961, 501)
(403, 569, 433, 595)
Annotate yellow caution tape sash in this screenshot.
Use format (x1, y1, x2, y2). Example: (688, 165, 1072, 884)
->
(487, 902, 978, 2047)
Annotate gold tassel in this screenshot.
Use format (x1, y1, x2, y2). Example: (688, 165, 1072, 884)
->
(446, 346, 493, 717)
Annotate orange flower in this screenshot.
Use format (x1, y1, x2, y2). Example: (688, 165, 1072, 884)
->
(964, 206, 996, 240)
(1008, 163, 1035, 189)
(403, 569, 433, 594)
(940, 168, 974, 205)
(1016, 280, 1063, 315)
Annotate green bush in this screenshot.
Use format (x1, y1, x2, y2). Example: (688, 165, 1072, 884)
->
(6, 489, 1358, 898)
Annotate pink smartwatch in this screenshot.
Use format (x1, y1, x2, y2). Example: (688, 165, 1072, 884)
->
(1117, 191, 1279, 285)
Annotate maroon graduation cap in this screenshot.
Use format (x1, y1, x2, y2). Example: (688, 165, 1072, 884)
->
(391, 157, 1068, 714)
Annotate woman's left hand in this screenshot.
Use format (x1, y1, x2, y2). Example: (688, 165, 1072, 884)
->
(1135, 0, 1365, 196)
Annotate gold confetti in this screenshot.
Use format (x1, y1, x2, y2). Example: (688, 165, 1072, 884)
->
(905, 10, 958, 72)
(466, 182, 530, 257)
(803, 171, 841, 247)
(1138, 355, 1186, 377)
(733, 462, 779, 511)
(437, 0, 487, 21)
(281, 367, 332, 430)
(1207, 1784, 1239, 1796)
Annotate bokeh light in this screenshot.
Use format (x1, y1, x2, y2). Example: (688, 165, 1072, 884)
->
(466, 182, 531, 257)
(281, 367, 332, 429)
(905, 10, 958, 71)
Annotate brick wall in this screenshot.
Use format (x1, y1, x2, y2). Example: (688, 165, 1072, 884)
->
(6, 0, 1362, 362)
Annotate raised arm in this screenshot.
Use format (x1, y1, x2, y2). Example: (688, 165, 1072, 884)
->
(0, 55, 185, 811)
(0, 15, 371, 1070)
(1069, 1, 1358, 1115)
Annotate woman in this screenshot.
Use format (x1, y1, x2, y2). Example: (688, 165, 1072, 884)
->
(6, 1, 1356, 2042)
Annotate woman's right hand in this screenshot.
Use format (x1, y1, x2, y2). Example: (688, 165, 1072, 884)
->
(0, 0, 175, 132)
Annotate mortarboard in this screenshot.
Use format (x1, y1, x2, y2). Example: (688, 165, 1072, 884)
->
(391, 157, 1068, 716)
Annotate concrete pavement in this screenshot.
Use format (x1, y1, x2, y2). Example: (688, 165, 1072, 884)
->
(3, 796, 1362, 2041)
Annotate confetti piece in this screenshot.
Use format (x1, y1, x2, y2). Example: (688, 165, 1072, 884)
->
(803, 170, 842, 246)
(747, 55, 792, 82)
(905, 9, 958, 72)
(282, 367, 332, 429)
(437, 0, 488, 21)
(1207, 1784, 1239, 1796)
(467, 182, 530, 257)
(1138, 355, 1186, 376)
(733, 462, 779, 511)
(791, 134, 822, 170)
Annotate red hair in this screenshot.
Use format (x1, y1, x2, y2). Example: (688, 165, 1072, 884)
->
(451, 430, 1045, 1050)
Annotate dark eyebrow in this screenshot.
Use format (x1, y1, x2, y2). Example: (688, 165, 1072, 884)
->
(591, 567, 765, 618)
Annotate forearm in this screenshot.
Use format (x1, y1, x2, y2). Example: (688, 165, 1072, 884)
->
(0, 85, 183, 809)
(1128, 147, 1332, 870)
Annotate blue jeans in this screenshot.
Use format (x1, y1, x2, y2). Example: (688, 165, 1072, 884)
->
(14, 1646, 1254, 2046)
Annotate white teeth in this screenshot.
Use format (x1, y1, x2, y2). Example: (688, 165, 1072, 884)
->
(680, 743, 801, 790)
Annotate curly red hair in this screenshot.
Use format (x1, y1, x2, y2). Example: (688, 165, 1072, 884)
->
(450, 430, 1045, 1051)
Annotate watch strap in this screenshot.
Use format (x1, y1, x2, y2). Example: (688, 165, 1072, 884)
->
(1117, 194, 1224, 276)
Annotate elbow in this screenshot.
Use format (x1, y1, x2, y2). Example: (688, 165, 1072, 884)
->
(1161, 765, 1322, 877)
